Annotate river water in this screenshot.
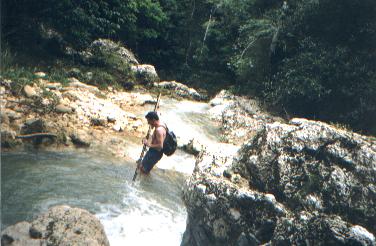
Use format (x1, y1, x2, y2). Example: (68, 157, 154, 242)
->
(1, 98, 235, 245)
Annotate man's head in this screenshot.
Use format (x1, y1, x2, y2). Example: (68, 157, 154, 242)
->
(145, 111, 159, 126)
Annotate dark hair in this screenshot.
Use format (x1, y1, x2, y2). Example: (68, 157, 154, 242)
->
(145, 111, 159, 121)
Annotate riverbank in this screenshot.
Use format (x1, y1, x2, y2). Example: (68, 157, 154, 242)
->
(1, 73, 204, 157)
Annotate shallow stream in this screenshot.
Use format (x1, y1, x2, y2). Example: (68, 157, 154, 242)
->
(1, 98, 232, 245)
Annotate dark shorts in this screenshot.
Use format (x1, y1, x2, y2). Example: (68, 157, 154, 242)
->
(141, 148, 163, 173)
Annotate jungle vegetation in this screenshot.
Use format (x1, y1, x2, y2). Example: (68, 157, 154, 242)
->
(1, 0, 375, 134)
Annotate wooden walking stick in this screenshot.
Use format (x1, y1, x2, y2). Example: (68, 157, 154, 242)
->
(132, 93, 161, 182)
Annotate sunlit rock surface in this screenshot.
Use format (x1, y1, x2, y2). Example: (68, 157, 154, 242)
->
(208, 90, 283, 145)
(182, 118, 376, 245)
(154, 81, 206, 101)
(1, 76, 153, 154)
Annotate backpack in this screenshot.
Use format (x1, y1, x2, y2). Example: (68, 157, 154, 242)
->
(161, 125, 177, 156)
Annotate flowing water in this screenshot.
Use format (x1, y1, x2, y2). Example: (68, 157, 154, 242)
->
(1, 98, 236, 245)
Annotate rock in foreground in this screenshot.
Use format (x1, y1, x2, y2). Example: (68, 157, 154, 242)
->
(1, 205, 109, 246)
(182, 118, 376, 245)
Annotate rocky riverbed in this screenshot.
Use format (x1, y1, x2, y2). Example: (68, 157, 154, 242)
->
(1, 73, 206, 157)
(2, 73, 375, 245)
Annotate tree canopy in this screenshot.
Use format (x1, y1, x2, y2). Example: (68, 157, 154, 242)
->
(2, 0, 375, 134)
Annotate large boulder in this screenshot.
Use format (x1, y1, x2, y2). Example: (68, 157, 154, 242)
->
(154, 81, 206, 101)
(79, 39, 139, 67)
(131, 64, 159, 85)
(1, 205, 109, 246)
(209, 90, 283, 145)
(233, 119, 376, 232)
(182, 118, 376, 245)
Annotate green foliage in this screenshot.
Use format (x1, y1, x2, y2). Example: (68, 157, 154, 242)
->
(87, 69, 116, 89)
(134, 70, 158, 86)
(2, 0, 165, 53)
(36, 88, 60, 114)
(0, 45, 15, 70)
(89, 43, 133, 77)
(230, 0, 376, 134)
(2, 0, 375, 134)
(1, 67, 36, 95)
(46, 68, 70, 86)
(84, 43, 136, 88)
(264, 0, 376, 134)
(46, 0, 138, 49)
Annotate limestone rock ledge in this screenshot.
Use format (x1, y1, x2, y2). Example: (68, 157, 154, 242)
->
(1, 205, 109, 246)
(181, 118, 376, 245)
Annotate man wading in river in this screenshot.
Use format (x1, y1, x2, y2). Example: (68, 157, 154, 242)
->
(139, 111, 166, 174)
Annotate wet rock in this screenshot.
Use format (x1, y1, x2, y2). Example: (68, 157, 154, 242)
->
(182, 138, 205, 156)
(1, 221, 41, 246)
(272, 214, 376, 245)
(70, 132, 91, 147)
(1, 205, 109, 246)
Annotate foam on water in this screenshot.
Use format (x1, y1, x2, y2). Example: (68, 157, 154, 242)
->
(95, 99, 223, 245)
(156, 150, 196, 174)
(97, 186, 187, 246)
